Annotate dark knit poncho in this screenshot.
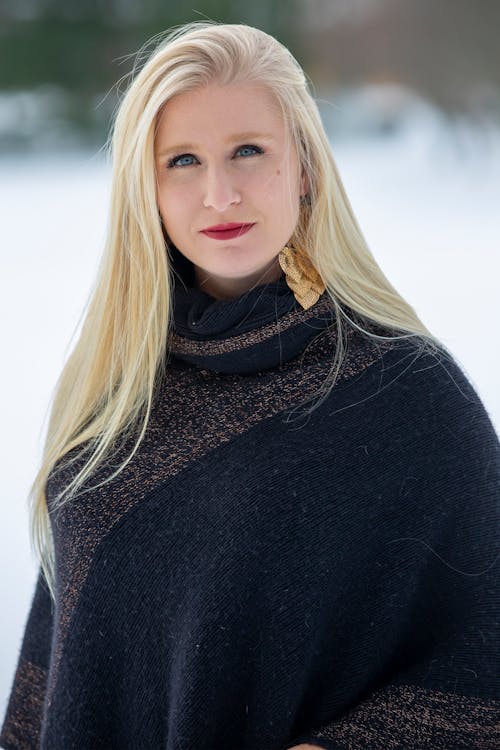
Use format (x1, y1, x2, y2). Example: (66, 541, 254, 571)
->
(1, 254, 499, 750)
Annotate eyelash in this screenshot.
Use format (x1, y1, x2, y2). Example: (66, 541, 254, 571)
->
(166, 144, 264, 169)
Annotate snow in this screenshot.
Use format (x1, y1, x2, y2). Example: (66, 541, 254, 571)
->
(1, 120, 499, 717)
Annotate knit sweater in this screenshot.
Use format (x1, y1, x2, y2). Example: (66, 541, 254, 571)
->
(1, 254, 499, 750)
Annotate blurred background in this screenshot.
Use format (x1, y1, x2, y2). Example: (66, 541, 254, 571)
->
(1, 0, 500, 149)
(1, 0, 499, 724)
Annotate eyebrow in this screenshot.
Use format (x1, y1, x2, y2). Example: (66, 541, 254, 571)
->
(155, 132, 275, 158)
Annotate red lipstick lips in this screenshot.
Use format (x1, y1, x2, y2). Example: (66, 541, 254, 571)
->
(200, 222, 255, 240)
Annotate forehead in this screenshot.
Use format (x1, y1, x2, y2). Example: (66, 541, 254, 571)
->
(155, 81, 286, 147)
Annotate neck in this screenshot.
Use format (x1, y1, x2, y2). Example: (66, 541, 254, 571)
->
(193, 256, 283, 300)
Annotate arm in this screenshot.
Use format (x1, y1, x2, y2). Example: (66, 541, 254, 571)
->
(0, 567, 54, 750)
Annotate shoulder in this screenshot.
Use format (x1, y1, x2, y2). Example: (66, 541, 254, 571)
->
(362, 337, 500, 501)
(342, 330, 494, 424)
(379, 339, 497, 439)
(331, 331, 500, 485)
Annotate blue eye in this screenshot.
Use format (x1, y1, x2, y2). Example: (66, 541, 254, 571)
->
(167, 145, 264, 169)
(236, 145, 263, 157)
(168, 154, 196, 168)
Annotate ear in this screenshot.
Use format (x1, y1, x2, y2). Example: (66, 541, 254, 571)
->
(300, 167, 310, 199)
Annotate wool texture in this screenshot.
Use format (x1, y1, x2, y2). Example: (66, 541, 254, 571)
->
(1, 250, 499, 750)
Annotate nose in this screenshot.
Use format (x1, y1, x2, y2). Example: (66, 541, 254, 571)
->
(202, 164, 241, 212)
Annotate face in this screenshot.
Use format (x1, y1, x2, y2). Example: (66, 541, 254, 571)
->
(154, 80, 307, 299)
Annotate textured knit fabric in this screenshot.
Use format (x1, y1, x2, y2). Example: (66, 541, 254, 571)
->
(1, 249, 499, 750)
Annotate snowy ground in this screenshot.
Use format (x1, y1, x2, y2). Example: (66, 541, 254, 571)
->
(1, 121, 499, 716)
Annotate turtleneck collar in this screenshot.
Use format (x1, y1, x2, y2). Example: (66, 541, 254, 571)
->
(167, 243, 336, 375)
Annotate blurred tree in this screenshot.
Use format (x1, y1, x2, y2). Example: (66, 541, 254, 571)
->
(0, 0, 298, 92)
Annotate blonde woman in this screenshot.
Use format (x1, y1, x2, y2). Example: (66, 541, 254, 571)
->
(1, 21, 499, 750)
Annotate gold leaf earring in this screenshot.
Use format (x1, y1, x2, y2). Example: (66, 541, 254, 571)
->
(278, 244, 325, 310)
(278, 193, 325, 310)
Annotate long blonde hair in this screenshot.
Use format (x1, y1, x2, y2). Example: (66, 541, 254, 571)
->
(29, 21, 441, 601)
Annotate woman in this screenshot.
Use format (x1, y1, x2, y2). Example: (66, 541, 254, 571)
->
(1, 21, 498, 750)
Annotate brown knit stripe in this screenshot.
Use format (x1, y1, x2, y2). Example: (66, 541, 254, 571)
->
(310, 683, 500, 749)
(0, 659, 46, 750)
(45, 329, 398, 710)
(168, 294, 335, 356)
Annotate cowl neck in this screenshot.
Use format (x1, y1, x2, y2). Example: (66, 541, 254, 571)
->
(167, 243, 336, 375)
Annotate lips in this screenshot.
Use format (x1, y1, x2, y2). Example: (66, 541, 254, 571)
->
(200, 223, 255, 240)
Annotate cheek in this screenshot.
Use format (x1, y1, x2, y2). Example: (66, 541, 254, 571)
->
(265, 170, 300, 219)
(258, 163, 299, 203)
(157, 184, 192, 232)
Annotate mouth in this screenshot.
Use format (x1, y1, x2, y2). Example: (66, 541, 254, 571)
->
(200, 223, 255, 240)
